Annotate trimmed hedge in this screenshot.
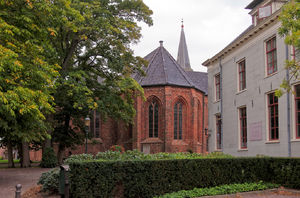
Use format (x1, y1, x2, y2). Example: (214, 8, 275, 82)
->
(64, 150, 232, 163)
(68, 158, 300, 198)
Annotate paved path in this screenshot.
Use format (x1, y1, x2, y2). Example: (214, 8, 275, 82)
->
(0, 167, 51, 198)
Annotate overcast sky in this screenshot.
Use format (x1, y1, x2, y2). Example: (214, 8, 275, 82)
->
(131, 0, 253, 72)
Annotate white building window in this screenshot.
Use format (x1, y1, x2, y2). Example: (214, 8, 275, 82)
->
(215, 74, 220, 101)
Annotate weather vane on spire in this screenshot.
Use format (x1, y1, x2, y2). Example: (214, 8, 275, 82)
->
(181, 18, 184, 28)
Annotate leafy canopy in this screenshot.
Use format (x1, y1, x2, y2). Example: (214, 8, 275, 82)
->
(0, 0, 60, 143)
(277, 0, 300, 96)
(49, 0, 153, 150)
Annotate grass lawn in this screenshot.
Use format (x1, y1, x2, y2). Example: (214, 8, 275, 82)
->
(0, 159, 40, 164)
(0, 159, 20, 164)
(157, 182, 279, 198)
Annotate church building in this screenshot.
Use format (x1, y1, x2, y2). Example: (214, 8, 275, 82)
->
(67, 24, 208, 155)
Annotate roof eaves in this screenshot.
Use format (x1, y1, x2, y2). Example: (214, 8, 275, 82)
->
(245, 0, 263, 9)
(142, 84, 205, 94)
(202, 9, 280, 67)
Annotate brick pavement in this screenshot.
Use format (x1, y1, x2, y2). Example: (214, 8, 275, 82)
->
(0, 167, 51, 198)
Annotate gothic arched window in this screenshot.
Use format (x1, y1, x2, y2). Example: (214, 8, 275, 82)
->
(149, 101, 159, 138)
(174, 102, 183, 139)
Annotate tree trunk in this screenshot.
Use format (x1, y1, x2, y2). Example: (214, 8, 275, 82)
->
(7, 142, 15, 168)
(57, 145, 65, 165)
(113, 120, 119, 145)
(42, 138, 51, 155)
(21, 142, 31, 168)
(43, 114, 53, 156)
(17, 143, 23, 167)
(56, 114, 70, 165)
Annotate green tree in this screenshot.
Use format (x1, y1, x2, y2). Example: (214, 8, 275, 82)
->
(0, 0, 59, 167)
(48, 0, 152, 163)
(277, 0, 300, 96)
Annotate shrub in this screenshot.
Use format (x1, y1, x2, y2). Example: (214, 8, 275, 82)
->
(38, 168, 60, 194)
(64, 153, 94, 164)
(68, 157, 300, 198)
(95, 150, 122, 160)
(40, 147, 57, 168)
(157, 181, 279, 198)
(66, 150, 233, 163)
(109, 145, 125, 153)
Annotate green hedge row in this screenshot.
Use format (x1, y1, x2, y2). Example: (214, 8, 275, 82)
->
(68, 158, 300, 198)
(64, 150, 232, 163)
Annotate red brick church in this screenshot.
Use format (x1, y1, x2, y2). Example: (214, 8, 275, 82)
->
(67, 25, 208, 155)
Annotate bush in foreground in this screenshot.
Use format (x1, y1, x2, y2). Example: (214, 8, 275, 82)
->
(37, 168, 59, 194)
(157, 181, 279, 198)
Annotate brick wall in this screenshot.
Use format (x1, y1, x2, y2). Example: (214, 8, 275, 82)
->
(58, 85, 208, 158)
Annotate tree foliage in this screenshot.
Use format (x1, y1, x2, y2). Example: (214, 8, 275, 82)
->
(277, 0, 300, 96)
(47, 0, 152, 161)
(0, 0, 152, 164)
(0, 0, 59, 146)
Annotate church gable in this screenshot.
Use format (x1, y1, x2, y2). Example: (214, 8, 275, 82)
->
(136, 41, 196, 89)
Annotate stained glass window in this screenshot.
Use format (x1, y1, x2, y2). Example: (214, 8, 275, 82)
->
(149, 101, 159, 138)
(90, 110, 100, 138)
(174, 102, 183, 139)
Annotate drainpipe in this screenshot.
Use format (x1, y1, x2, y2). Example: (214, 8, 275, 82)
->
(202, 95, 205, 153)
(219, 57, 223, 151)
(286, 44, 291, 157)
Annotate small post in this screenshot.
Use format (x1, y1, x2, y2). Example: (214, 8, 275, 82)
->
(60, 165, 70, 198)
(64, 166, 70, 198)
(15, 184, 22, 198)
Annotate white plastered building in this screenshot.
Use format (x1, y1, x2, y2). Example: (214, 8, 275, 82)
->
(203, 0, 300, 157)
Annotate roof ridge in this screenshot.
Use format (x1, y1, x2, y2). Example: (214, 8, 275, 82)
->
(161, 47, 168, 84)
(138, 47, 160, 84)
(163, 47, 195, 87)
(138, 43, 207, 92)
(142, 47, 165, 84)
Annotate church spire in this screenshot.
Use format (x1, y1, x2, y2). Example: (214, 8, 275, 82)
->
(177, 19, 192, 71)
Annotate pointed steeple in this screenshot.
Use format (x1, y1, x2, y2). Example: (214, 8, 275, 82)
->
(177, 20, 192, 71)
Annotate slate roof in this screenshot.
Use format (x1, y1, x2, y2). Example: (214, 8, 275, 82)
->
(186, 71, 208, 95)
(227, 25, 254, 48)
(134, 41, 207, 94)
